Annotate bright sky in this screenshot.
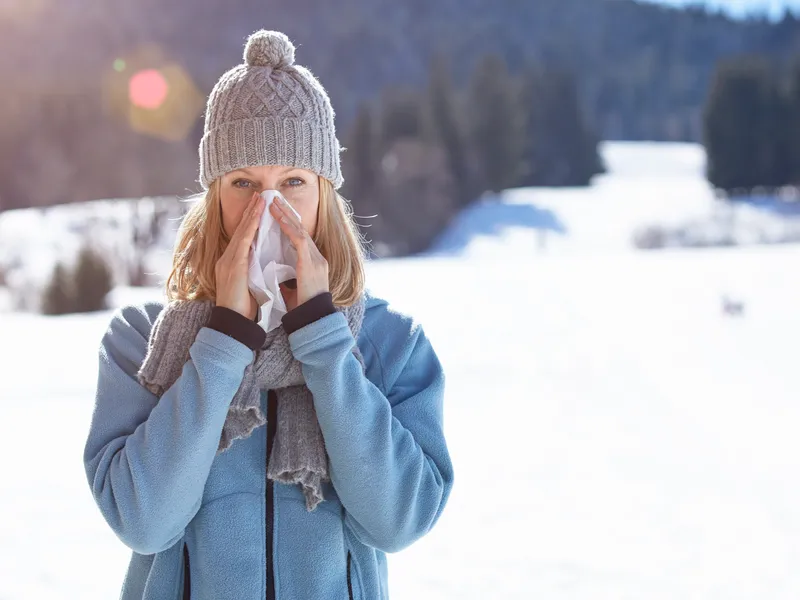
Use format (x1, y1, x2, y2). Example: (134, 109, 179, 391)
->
(644, 0, 800, 19)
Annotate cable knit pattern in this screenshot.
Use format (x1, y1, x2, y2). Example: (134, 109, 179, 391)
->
(137, 296, 366, 511)
(198, 30, 343, 189)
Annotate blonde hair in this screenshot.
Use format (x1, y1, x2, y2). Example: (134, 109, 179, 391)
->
(165, 176, 366, 307)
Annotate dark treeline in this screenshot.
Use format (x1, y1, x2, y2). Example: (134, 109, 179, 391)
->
(340, 55, 602, 255)
(2, 0, 800, 210)
(704, 56, 800, 193)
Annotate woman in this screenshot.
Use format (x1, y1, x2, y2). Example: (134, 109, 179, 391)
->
(83, 30, 454, 600)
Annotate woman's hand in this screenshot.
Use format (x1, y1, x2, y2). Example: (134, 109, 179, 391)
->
(215, 192, 264, 320)
(269, 194, 329, 308)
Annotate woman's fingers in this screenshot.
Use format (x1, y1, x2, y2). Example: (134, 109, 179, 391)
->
(271, 194, 302, 229)
(232, 193, 264, 260)
(214, 192, 263, 320)
(268, 196, 329, 305)
(269, 197, 306, 249)
(274, 192, 302, 222)
(227, 193, 257, 245)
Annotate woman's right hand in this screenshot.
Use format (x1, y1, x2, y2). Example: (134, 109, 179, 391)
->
(215, 192, 264, 320)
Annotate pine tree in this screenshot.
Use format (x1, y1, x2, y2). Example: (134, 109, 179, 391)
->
(378, 89, 425, 149)
(517, 64, 546, 187)
(41, 262, 75, 315)
(72, 244, 113, 313)
(704, 57, 785, 192)
(468, 54, 525, 194)
(342, 102, 378, 206)
(766, 76, 791, 188)
(427, 54, 471, 205)
(518, 64, 603, 187)
(347, 87, 458, 256)
(785, 58, 800, 186)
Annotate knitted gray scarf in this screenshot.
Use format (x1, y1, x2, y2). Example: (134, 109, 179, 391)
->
(136, 296, 366, 511)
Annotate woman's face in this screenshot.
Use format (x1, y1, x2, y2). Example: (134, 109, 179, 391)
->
(219, 165, 320, 238)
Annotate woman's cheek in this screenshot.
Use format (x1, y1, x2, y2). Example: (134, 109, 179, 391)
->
(222, 198, 246, 236)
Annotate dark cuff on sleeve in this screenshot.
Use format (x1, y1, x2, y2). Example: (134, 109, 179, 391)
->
(207, 305, 266, 351)
(281, 292, 337, 335)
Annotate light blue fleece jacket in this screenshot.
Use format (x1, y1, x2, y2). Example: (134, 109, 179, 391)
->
(83, 292, 454, 599)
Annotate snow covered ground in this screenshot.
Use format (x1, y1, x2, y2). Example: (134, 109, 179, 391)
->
(1, 143, 799, 598)
(431, 142, 800, 255)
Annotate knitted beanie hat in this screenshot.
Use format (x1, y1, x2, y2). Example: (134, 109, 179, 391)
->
(198, 30, 343, 190)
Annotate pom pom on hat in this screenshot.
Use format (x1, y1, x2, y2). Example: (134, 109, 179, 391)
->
(244, 30, 295, 69)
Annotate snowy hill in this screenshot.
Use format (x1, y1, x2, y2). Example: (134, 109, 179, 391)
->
(1, 143, 799, 599)
(430, 142, 800, 256)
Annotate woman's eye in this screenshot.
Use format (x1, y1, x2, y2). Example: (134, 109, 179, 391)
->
(285, 177, 304, 187)
(232, 179, 252, 189)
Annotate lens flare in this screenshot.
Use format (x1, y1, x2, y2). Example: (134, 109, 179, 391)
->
(103, 45, 204, 141)
(129, 69, 169, 110)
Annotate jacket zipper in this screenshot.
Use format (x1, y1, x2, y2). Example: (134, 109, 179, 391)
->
(183, 543, 191, 599)
(266, 390, 278, 600)
(185, 391, 346, 600)
(347, 551, 354, 600)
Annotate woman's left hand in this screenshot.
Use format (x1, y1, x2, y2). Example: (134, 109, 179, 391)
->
(269, 194, 329, 310)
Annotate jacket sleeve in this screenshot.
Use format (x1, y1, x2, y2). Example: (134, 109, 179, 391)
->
(288, 310, 454, 553)
(83, 303, 255, 555)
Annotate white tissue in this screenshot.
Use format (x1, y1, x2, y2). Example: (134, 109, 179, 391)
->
(247, 189, 300, 333)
